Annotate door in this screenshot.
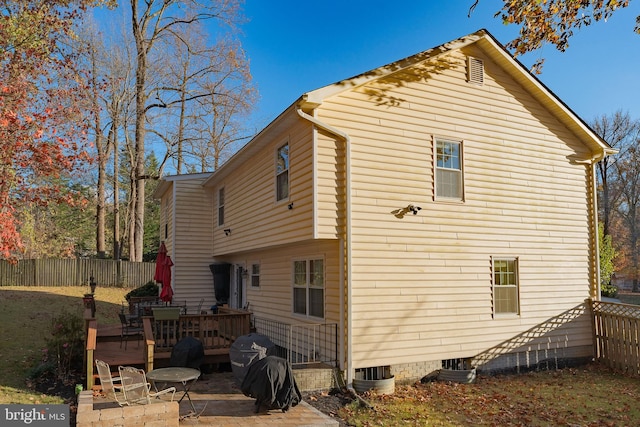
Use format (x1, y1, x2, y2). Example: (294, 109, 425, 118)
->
(232, 265, 246, 309)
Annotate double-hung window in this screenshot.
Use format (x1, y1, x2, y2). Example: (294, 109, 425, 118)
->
(293, 258, 324, 318)
(435, 139, 463, 200)
(250, 263, 260, 288)
(217, 187, 225, 226)
(276, 143, 289, 201)
(492, 257, 519, 315)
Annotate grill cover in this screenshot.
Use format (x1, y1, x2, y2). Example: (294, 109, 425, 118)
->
(240, 355, 302, 412)
(170, 336, 204, 369)
(229, 333, 275, 382)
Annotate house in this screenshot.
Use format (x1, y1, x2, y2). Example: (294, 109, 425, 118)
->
(155, 29, 615, 386)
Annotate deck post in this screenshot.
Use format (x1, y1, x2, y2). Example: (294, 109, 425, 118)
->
(85, 320, 97, 391)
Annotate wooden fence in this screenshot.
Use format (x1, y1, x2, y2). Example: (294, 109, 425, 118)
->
(590, 299, 640, 376)
(0, 258, 155, 287)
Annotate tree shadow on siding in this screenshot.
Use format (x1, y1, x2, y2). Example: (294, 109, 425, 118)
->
(471, 303, 591, 373)
(335, 53, 460, 108)
(331, 34, 485, 107)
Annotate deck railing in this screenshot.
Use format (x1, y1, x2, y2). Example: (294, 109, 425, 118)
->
(590, 299, 640, 376)
(143, 308, 251, 371)
(253, 317, 338, 367)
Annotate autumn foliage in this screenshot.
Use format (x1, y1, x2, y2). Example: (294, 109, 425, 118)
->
(0, 1, 113, 260)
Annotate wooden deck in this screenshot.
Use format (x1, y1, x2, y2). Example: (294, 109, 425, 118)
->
(94, 324, 148, 367)
(85, 308, 251, 390)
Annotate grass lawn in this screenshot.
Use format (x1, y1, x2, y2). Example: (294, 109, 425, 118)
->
(341, 364, 640, 426)
(0, 286, 130, 404)
(618, 292, 640, 306)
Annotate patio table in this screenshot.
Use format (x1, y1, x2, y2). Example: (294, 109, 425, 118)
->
(146, 367, 200, 416)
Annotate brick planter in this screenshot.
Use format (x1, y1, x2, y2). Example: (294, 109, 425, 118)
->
(76, 391, 179, 427)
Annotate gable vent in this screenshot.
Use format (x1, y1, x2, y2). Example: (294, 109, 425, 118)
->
(467, 57, 484, 85)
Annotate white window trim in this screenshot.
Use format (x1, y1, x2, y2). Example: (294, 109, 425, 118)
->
(250, 262, 260, 288)
(492, 256, 520, 318)
(217, 187, 225, 227)
(434, 137, 465, 202)
(292, 256, 325, 320)
(276, 141, 289, 202)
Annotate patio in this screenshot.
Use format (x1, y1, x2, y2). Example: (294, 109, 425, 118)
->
(80, 370, 339, 427)
(178, 370, 339, 426)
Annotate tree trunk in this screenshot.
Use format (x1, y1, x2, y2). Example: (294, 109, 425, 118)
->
(112, 112, 121, 260)
(90, 44, 107, 258)
(131, 0, 147, 262)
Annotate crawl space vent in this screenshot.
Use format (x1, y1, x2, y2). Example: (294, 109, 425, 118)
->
(467, 57, 484, 85)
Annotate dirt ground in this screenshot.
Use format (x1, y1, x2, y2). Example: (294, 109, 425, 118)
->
(302, 389, 354, 427)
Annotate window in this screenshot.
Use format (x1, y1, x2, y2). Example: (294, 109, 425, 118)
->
(492, 257, 519, 315)
(251, 263, 260, 288)
(276, 143, 289, 201)
(218, 187, 225, 226)
(164, 199, 169, 239)
(435, 139, 463, 200)
(293, 258, 324, 318)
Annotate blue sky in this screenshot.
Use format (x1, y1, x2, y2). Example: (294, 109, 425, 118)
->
(240, 1, 640, 131)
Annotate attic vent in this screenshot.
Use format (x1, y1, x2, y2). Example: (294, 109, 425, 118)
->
(467, 57, 484, 85)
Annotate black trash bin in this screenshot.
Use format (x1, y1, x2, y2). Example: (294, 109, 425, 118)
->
(229, 333, 275, 383)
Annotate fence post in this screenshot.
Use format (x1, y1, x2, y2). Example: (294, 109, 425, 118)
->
(585, 298, 597, 361)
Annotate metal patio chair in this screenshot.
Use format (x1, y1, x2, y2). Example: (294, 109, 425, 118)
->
(95, 359, 126, 406)
(118, 366, 176, 405)
(118, 312, 143, 349)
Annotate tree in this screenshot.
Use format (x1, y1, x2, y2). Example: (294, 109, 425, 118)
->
(470, 0, 639, 72)
(615, 144, 640, 292)
(599, 222, 616, 289)
(147, 27, 255, 174)
(0, 0, 114, 260)
(127, 0, 243, 262)
(591, 111, 640, 235)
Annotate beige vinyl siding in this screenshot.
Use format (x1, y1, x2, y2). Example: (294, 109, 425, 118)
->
(160, 186, 174, 251)
(316, 47, 593, 368)
(170, 177, 215, 309)
(316, 132, 343, 237)
(212, 120, 316, 256)
(223, 240, 341, 326)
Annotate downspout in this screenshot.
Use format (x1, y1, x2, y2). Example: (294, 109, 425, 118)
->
(572, 150, 607, 301)
(582, 152, 606, 301)
(295, 103, 355, 393)
(591, 152, 606, 301)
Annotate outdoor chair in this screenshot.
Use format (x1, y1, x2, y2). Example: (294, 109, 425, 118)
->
(118, 366, 176, 405)
(95, 360, 126, 406)
(187, 298, 205, 314)
(118, 312, 143, 349)
(152, 307, 181, 348)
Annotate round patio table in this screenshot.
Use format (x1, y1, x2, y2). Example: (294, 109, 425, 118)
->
(146, 367, 200, 416)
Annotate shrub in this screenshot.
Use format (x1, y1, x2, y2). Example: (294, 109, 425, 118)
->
(38, 311, 85, 381)
(601, 283, 618, 298)
(125, 281, 159, 301)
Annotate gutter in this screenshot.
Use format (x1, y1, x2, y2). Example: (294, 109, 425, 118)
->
(295, 101, 355, 392)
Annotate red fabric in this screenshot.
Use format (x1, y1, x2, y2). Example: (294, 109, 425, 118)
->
(159, 255, 174, 303)
(154, 242, 167, 283)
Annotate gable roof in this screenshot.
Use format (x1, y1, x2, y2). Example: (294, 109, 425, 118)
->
(204, 29, 614, 188)
(154, 171, 212, 199)
(299, 28, 614, 159)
